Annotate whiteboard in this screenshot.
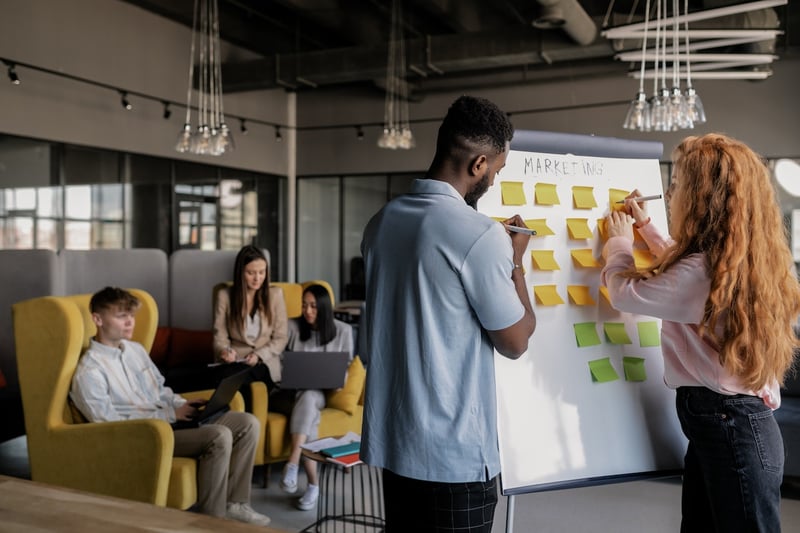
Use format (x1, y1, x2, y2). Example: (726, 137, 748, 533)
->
(480, 131, 687, 495)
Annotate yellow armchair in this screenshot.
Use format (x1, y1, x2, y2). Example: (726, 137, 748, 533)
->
(12, 289, 242, 509)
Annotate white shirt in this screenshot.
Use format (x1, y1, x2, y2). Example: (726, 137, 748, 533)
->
(70, 338, 187, 422)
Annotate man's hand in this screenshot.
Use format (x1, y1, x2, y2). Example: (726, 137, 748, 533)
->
(503, 214, 531, 265)
(176, 402, 201, 421)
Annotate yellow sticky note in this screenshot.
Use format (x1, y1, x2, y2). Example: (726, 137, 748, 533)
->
(596, 218, 608, 241)
(490, 216, 505, 222)
(525, 219, 554, 236)
(571, 249, 601, 268)
(599, 286, 612, 304)
(535, 183, 559, 205)
(567, 285, 596, 306)
(609, 188, 630, 211)
(572, 186, 597, 209)
(533, 285, 565, 306)
(531, 250, 560, 271)
(633, 248, 653, 269)
(501, 181, 526, 206)
(566, 218, 592, 239)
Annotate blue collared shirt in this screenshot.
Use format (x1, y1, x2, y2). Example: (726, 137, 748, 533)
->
(360, 178, 524, 482)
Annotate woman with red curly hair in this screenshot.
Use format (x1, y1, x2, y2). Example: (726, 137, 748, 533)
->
(602, 133, 800, 532)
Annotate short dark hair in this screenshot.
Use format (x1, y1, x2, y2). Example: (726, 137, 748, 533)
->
(436, 95, 514, 154)
(90, 287, 140, 314)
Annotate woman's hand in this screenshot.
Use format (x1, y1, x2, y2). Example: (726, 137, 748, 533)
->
(622, 188, 649, 227)
(243, 352, 259, 367)
(220, 346, 237, 363)
(606, 210, 635, 240)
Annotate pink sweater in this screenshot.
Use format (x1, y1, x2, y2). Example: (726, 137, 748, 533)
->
(600, 222, 780, 409)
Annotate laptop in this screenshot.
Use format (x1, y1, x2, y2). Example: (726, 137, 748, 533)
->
(171, 368, 251, 430)
(279, 351, 350, 390)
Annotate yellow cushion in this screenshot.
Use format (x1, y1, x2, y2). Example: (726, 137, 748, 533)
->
(326, 356, 365, 415)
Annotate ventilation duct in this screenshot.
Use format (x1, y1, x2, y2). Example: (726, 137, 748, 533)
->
(534, 0, 598, 46)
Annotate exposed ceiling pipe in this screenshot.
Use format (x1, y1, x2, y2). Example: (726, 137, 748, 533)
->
(533, 0, 598, 46)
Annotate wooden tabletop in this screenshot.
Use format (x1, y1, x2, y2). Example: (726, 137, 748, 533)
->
(0, 475, 289, 532)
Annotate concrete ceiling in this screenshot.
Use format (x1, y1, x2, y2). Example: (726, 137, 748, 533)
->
(124, 0, 797, 95)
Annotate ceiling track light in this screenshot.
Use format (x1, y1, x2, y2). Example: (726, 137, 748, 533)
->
(240, 119, 248, 134)
(162, 101, 171, 119)
(356, 125, 364, 140)
(5, 61, 19, 85)
(275, 126, 283, 142)
(120, 91, 132, 110)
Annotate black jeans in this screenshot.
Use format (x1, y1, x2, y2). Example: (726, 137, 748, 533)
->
(382, 469, 498, 533)
(676, 386, 784, 533)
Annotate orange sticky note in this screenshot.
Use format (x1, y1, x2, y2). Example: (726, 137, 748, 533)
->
(533, 285, 565, 305)
(567, 285, 596, 306)
(597, 218, 608, 241)
(633, 248, 654, 269)
(571, 249, 601, 268)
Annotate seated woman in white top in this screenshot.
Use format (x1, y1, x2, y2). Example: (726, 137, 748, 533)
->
(280, 283, 353, 511)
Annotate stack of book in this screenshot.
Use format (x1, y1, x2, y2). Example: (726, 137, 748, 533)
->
(320, 441, 362, 467)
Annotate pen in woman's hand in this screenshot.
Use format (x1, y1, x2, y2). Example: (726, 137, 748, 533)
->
(503, 224, 537, 236)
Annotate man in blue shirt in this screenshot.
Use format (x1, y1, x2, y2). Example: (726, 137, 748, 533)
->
(360, 95, 536, 532)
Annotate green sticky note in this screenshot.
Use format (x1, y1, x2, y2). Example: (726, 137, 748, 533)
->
(637, 321, 661, 347)
(501, 181, 526, 205)
(604, 322, 632, 344)
(588, 358, 619, 383)
(574, 322, 601, 347)
(623, 356, 647, 382)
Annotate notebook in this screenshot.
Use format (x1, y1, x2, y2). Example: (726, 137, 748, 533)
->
(171, 367, 251, 430)
(279, 351, 350, 390)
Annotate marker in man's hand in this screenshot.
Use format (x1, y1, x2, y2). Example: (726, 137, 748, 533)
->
(504, 224, 537, 236)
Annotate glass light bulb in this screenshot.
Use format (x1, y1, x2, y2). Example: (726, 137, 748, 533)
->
(175, 123, 193, 153)
(623, 91, 650, 131)
(685, 87, 706, 124)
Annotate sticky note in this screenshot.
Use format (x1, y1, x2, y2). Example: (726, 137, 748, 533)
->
(566, 218, 593, 239)
(531, 250, 560, 271)
(525, 219, 554, 236)
(490, 216, 505, 222)
(637, 321, 661, 347)
(598, 286, 612, 304)
(623, 356, 647, 382)
(633, 248, 653, 269)
(572, 186, 597, 209)
(567, 285, 596, 306)
(501, 181, 526, 206)
(588, 358, 619, 383)
(574, 322, 602, 347)
(597, 218, 608, 241)
(609, 188, 630, 211)
(604, 322, 632, 344)
(533, 285, 564, 306)
(535, 183, 559, 205)
(571, 249, 600, 268)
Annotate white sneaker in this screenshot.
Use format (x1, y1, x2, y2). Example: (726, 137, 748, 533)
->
(296, 484, 319, 511)
(280, 462, 299, 494)
(226, 502, 271, 526)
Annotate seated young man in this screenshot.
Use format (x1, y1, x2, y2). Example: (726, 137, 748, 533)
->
(69, 286, 270, 526)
